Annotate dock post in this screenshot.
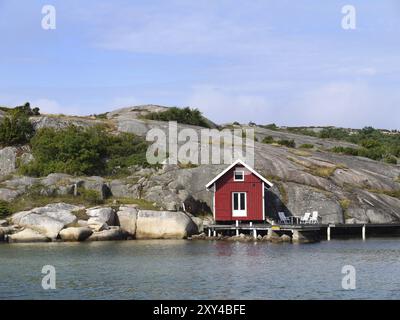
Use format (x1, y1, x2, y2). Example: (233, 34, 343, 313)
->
(253, 229, 257, 239)
(327, 226, 331, 241)
(236, 220, 239, 227)
(250, 222, 253, 227)
(208, 228, 211, 237)
(213, 229, 217, 237)
(236, 220, 239, 236)
(362, 225, 366, 240)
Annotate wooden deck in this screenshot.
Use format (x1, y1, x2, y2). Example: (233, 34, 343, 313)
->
(204, 222, 400, 240)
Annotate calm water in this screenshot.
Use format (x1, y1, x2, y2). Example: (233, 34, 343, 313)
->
(1, 239, 400, 300)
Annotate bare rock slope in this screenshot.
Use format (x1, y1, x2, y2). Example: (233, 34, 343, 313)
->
(0, 105, 398, 224)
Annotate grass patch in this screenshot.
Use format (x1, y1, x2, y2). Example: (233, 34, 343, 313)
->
(275, 182, 288, 205)
(7, 184, 104, 215)
(339, 199, 351, 211)
(289, 149, 312, 157)
(367, 188, 400, 200)
(104, 197, 159, 210)
(287, 157, 341, 178)
(299, 143, 314, 149)
(6, 191, 160, 216)
(308, 166, 337, 178)
(178, 162, 199, 169)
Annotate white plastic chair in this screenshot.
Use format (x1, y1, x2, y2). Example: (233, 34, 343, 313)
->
(278, 212, 291, 224)
(309, 211, 319, 224)
(300, 212, 311, 224)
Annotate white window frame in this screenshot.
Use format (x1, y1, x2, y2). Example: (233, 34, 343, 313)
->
(232, 192, 247, 217)
(233, 170, 244, 181)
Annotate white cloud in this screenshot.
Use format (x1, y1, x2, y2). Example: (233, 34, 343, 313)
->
(286, 82, 400, 129)
(186, 82, 400, 130)
(90, 2, 276, 56)
(187, 86, 276, 124)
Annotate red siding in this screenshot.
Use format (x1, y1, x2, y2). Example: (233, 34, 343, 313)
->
(214, 164, 264, 221)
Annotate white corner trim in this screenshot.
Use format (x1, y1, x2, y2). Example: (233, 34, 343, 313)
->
(205, 159, 274, 189)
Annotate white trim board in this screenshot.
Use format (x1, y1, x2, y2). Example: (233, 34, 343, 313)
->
(205, 159, 274, 189)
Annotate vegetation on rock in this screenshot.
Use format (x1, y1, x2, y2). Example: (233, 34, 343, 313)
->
(141, 107, 211, 128)
(265, 125, 399, 164)
(20, 125, 151, 177)
(0, 200, 10, 217)
(0, 103, 37, 146)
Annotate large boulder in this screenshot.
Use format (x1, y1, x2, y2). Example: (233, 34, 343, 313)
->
(11, 211, 66, 239)
(116, 205, 138, 236)
(32, 203, 82, 225)
(136, 210, 198, 239)
(59, 227, 93, 241)
(86, 227, 126, 241)
(8, 228, 50, 243)
(11, 203, 81, 239)
(86, 207, 116, 225)
(0, 147, 17, 176)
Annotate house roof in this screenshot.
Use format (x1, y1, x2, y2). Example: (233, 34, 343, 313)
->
(205, 159, 274, 189)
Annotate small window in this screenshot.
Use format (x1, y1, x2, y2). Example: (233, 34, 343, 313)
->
(234, 170, 244, 181)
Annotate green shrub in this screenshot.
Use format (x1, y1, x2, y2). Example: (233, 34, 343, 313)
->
(20, 125, 153, 177)
(299, 143, 314, 149)
(93, 112, 108, 119)
(384, 155, 398, 164)
(0, 109, 35, 146)
(0, 200, 10, 217)
(14, 102, 40, 116)
(262, 136, 274, 144)
(142, 107, 211, 128)
(277, 139, 296, 148)
(330, 146, 359, 156)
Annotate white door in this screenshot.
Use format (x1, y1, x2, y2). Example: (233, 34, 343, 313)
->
(232, 192, 247, 217)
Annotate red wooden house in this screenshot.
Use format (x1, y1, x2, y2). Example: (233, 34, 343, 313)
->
(206, 159, 273, 222)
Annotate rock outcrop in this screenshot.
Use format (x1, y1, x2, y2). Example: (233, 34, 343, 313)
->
(11, 203, 81, 239)
(3, 202, 200, 242)
(59, 227, 93, 241)
(86, 207, 116, 226)
(8, 228, 50, 243)
(0, 147, 17, 176)
(0, 105, 399, 226)
(136, 210, 198, 239)
(116, 205, 138, 236)
(87, 227, 126, 241)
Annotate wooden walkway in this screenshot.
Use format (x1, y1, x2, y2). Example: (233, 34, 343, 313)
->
(205, 222, 400, 240)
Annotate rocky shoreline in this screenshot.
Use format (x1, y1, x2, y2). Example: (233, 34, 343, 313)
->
(0, 202, 201, 243)
(0, 201, 319, 244)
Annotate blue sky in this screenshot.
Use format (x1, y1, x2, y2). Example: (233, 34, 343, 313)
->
(0, 0, 399, 129)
